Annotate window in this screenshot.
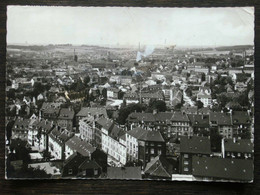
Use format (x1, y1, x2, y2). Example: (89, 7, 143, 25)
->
(184, 161, 189, 165)
(238, 153, 241, 157)
(150, 148, 154, 154)
(184, 167, 189, 172)
(158, 149, 162, 155)
(94, 169, 98, 176)
(68, 169, 73, 175)
(184, 154, 188, 158)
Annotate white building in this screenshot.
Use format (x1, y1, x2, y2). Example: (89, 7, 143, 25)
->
(48, 127, 74, 160)
(98, 118, 127, 166)
(197, 91, 212, 107)
(79, 116, 95, 143)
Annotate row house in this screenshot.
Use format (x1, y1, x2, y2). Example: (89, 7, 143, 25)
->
(126, 111, 173, 138)
(209, 112, 233, 139)
(126, 127, 166, 167)
(48, 127, 74, 160)
(231, 111, 252, 138)
(62, 153, 102, 178)
(140, 92, 164, 104)
(98, 118, 127, 165)
(57, 108, 75, 131)
(76, 107, 107, 130)
(11, 117, 31, 141)
(65, 135, 107, 172)
(179, 136, 211, 175)
(40, 102, 62, 119)
(79, 116, 95, 144)
(221, 138, 253, 159)
(187, 114, 210, 136)
(168, 112, 192, 138)
(192, 156, 253, 182)
(65, 135, 96, 160)
(28, 117, 54, 152)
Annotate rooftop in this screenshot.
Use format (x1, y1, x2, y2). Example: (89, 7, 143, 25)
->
(66, 136, 96, 157)
(224, 139, 253, 153)
(179, 136, 211, 155)
(127, 127, 165, 142)
(192, 156, 253, 181)
(107, 167, 142, 179)
(76, 107, 107, 118)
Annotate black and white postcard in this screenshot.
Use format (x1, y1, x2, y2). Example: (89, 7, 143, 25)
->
(6, 6, 254, 182)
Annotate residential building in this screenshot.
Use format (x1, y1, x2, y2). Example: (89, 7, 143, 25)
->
(196, 91, 212, 107)
(144, 155, 173, 179)
(126, 127, 166, 166)
(209, 112, 233, 139)
(221, 138, 253, 159)
(11, 118, 31, 141)
(79, 115, 96, 143)
(179, 136, 211, 174)
(76, 107, 107, 129)
(65, 135, 96, 159)
(192, 156, 253, 182)
(232, 111, 251, 138)
(187, 114, 210, 136)
(168, 111, 192, 137)
(57, 108, 75, 131)
(48, 127, 74, 160)
(100, 118, 127, 165)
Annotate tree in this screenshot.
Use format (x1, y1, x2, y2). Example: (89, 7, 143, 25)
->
(196, 100, 204, 109)
(117, 103, 145, 125)
(149, 100, 167, 112)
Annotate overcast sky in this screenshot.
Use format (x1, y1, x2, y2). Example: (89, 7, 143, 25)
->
(7, 6, 254, 47)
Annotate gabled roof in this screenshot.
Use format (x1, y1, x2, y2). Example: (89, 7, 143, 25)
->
(107, 167, 142, 179)
(79, 159, 101, 170)
(58, 108, 75, 120)
(232, 111, 250, 124)
(96, 118, 114, 131)
(209, 112, 232, 126)
(63, 153, 86, 170)
(171, 111, 189, 122)
(179, 136, 211, 155)
(187, 114, 209, 127)
(12, 118, 31, 131)
(109, 125, 125, 140)
(127, 112, 173, 123)
(144, 155, 173, 178)
(127, 127, 165, 142)
(224, 139, 253, 153)
(192, 156, 253, 181)
(76, 107, 107, 118)
(65, 136, 96, 157)
(49, 127, 74, 145)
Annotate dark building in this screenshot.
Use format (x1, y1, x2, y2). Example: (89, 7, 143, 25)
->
(192, 156, 253, 182)
(127, 127, 166, 167)
(144, 155, 174, 179)
(179, 136, 211, 174)
(222, 138, 253, 159)
(231, 111, 252, 138)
